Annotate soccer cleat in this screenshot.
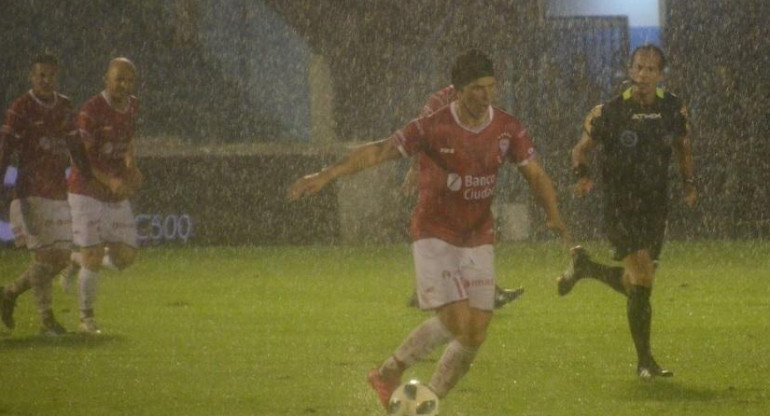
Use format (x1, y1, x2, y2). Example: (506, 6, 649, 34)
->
(494, 286, 524, 309)
(367, 368, 401, 409)
(0, 287, 17, 330)
(59, 261, 80, 293)
(557, 246, 590, 296)
(637, 358, 674, 380)
(40, 316, 67, 336)
(78, 317, 102, 335)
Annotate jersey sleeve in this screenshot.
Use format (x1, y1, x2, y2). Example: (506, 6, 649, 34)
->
(76, 100, 111, 174)
(390, 117, 428, 158)
(508, 124, 536, 166)
(61, 99, 90, 177)
(77, 101, 98, 148)
(0, 100, 25, 172)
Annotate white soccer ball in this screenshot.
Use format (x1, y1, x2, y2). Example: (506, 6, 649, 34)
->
(388, 379, 440, 416)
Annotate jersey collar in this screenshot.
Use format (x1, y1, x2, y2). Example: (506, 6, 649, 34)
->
(28, 89, 58, 108)
(450, 101, 494, 134)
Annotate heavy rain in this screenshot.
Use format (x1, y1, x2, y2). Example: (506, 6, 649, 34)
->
(0, 1, 768, 415)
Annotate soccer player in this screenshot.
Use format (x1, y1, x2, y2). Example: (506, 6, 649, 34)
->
(557, 44, 697, 379)
(67, 57, 143, 334)
(404, 85, 524, 310)
(0, 53, 91, 335)
(289, 49, 571, 406)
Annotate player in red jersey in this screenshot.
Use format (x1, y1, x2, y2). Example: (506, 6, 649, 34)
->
(66, 57, 142, 334)
(404, 85, 524, 310)
(0, 53, 91, 335)
(289, 50, 571, 406)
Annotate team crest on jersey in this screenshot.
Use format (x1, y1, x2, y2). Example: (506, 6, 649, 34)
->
(619, 130, 638, 147)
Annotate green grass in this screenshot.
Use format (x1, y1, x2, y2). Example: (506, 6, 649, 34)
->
(0, 241, 768, 415)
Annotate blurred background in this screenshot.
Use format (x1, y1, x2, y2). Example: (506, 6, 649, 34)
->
(0, 0, 767, 246)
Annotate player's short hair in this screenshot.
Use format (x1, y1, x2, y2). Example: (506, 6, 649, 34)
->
(451, 49, 495, 91)
(629, 44, 666, 70)
(30, 53, 59, 69)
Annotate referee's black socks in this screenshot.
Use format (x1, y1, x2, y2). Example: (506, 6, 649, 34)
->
(627, 285, 653, 365)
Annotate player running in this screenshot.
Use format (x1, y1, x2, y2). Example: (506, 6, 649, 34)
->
(558, 44, 697, 379)
(0, 53, 91, 335)
(66, 57, 143, 334)
(289, 49, 571, 406)
(404, 85, 524, 310)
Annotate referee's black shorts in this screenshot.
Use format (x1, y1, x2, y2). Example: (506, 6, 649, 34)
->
(604, 202, 668, 261)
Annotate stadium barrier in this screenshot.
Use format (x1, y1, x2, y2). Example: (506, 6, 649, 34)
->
(134, 152, 339, 246)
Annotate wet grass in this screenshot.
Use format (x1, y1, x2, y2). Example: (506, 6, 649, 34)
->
(0, 240, 768, 415)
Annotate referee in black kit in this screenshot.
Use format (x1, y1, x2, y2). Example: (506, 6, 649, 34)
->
(557, 44, 697, 379)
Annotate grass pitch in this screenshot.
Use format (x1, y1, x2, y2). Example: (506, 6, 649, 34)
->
(0, 240, 768, 415)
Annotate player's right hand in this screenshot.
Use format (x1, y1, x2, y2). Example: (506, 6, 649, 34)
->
(573, 177, 594, 197)
(287, 172, 329, 201)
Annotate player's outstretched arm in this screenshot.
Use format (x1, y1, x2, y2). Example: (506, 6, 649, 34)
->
(288, 138, 401, 201)
(518, 159, 572, 245)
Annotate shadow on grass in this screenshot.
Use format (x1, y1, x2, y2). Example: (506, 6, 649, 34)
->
(0, 332, 125, 350)
(624, 379, 731, 403)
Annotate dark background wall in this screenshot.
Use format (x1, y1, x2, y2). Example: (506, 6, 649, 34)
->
(1, 0, 768, 245)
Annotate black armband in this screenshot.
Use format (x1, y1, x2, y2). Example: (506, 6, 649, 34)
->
(573, 164, 590, 179)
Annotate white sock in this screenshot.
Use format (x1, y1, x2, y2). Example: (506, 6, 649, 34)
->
(380, 317, 453, 376)
(428, 340, 478, 398)
(78, 267, 100, 312)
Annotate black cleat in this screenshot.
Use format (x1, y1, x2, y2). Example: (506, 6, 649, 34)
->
(0, 287, 17, 330)
(494, 286, 524, 309)
(557, 246, 590, 296)
(40, 314, 67, 336)
(637, 358, 674, 380)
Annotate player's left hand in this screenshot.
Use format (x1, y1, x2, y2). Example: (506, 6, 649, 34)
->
(683, 183, 697, 208)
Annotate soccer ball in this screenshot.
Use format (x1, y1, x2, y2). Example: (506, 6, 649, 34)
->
(388, 379, 439, 416)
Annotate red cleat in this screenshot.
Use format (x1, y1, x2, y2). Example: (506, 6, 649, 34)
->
(367, 368, 401, 409)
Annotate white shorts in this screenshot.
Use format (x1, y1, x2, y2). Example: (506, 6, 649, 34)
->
(9, 197, 72, 251)
(412, 238, 496, 311)
(68, 193, 138, 248)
